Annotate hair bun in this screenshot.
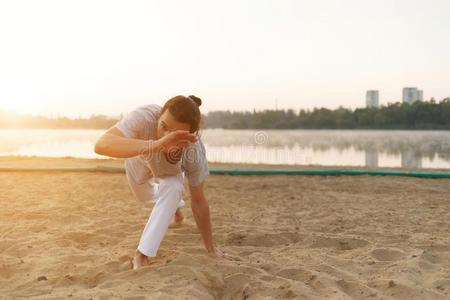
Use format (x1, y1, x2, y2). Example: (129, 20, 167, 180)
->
(188, 95, 202, 107)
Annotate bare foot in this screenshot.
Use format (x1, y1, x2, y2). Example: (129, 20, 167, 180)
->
(132, 250, 148, 270)
(168, 209, 184, 228)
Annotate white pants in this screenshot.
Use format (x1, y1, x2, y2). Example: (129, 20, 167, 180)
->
(125, 161, 186, 257)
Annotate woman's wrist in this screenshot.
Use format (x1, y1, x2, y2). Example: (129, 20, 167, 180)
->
(145, 139, 161, 154)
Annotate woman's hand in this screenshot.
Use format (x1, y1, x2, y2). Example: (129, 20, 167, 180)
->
(154, 130, 198, 152)
(207, 247, 236, 261)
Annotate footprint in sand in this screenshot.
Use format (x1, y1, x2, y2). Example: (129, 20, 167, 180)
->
(276, 267, 315, 282)
(310, 236, 369, 250)
(62, 231, 97, 245)
(223, 273, 252, 299)
(336, 279, 379, 299)
(225, 232, 304, 247)
(370, 248, 405, 261)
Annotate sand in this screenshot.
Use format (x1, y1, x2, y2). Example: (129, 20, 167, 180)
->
(0, 157, 450, 299)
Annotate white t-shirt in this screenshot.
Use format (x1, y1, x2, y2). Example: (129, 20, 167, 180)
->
(115, 104, 209, 187)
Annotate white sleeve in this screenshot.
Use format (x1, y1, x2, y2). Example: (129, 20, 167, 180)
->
(115, 108, 148, 139)
(182, 139, 209, 187)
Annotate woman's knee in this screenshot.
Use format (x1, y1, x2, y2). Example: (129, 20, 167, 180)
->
(126, 175, 156, 203)
(158, 174, 184, 193)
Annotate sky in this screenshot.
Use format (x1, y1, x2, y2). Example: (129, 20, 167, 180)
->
(0, 0, 449, 118)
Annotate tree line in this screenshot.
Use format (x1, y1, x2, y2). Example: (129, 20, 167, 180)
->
(0, 111, 118, 129)
(204, 98, 450, 130)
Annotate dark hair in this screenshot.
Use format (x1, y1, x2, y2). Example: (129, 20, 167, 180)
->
(160, 95, 202, 133)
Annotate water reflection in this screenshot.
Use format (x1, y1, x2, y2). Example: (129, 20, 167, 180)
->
(0, 129, 449, 169)
(401, 149, 422, 169)
(365, 148, 378, 167)
(200, 129, 450, 169)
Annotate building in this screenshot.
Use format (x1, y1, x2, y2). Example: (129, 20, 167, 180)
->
(366, 90, 379, 108)
(417, 90, 423, 101)
(402, 87, 423, 104)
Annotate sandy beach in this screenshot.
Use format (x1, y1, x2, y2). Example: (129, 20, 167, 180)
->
(1, 157, 449, 299)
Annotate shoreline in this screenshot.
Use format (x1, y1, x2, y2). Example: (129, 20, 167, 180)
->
(2, 127, 450, 130)
(1, 155, 449, 173)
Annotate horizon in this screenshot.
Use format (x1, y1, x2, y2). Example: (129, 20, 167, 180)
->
(1, 96, 447, 120)
(1, 96, 449, 127)
(1, 0, 449, 118)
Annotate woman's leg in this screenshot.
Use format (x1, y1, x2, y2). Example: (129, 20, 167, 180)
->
(137, 174, 185, 258)
(125, 158, 185, 209)
(169, 172, 186, 227)
(125, 157, 155, 205)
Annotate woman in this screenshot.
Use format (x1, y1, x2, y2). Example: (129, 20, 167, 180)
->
(95, 95, 226, 269)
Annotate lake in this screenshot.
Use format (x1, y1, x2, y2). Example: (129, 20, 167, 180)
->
(1, 129, 450, 170)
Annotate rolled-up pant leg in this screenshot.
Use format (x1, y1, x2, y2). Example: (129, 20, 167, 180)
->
(137, 173, 185, 257)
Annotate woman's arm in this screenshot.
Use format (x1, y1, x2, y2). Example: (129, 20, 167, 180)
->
(189, 181, 216, 253)
(94, 127, 155, 158)
(94, 126, 198, 158)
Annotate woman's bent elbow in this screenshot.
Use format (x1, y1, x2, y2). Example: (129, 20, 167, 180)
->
(94, 139, 108, 155)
